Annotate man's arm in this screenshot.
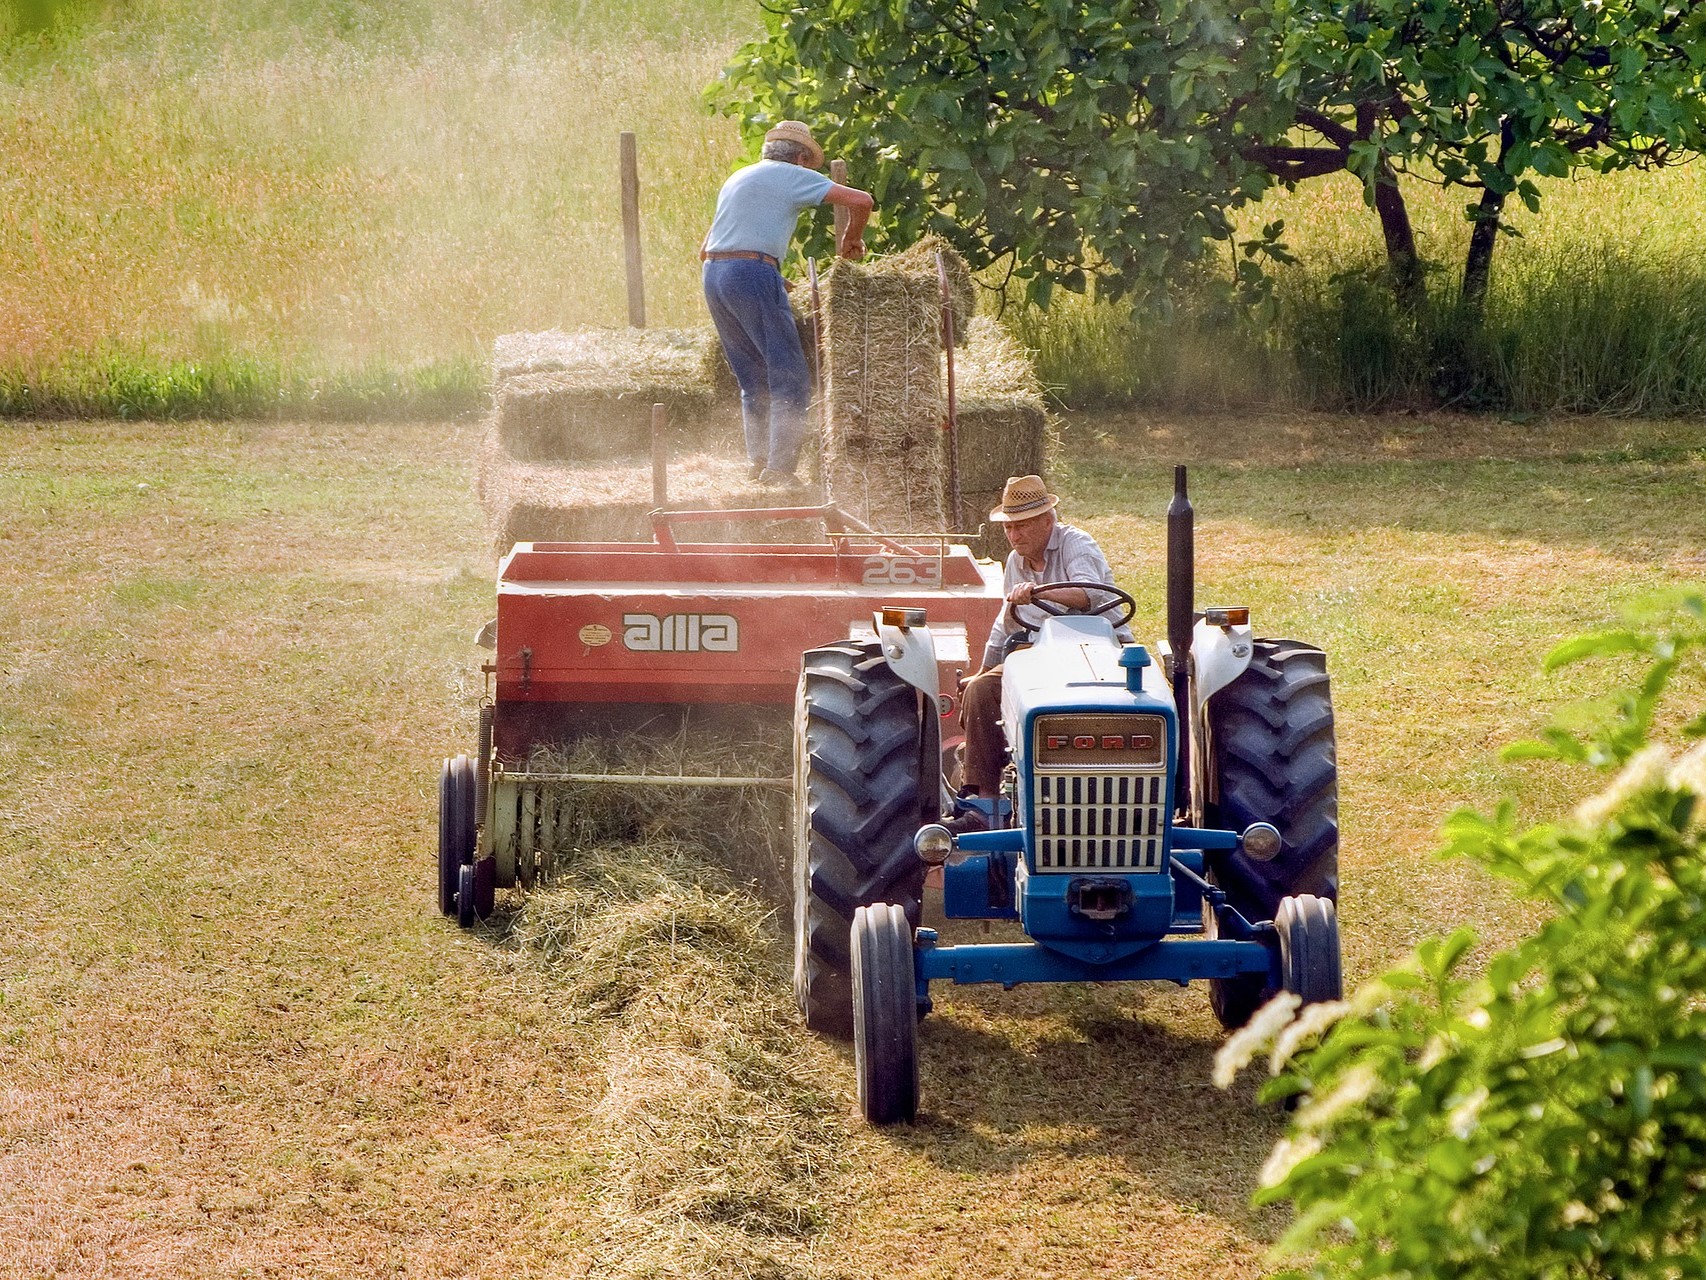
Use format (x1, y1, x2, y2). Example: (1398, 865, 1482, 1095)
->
(824, 183, 873, 259)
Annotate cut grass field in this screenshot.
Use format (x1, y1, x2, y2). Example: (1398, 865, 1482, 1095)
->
(3, 409, 1703, 1277)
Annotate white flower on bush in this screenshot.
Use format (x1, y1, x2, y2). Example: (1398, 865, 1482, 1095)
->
(1574, 743, 1670, 827)
(1259, 1134, 1323, 1190)
(1212, 992, 1300, 1089)
(1296, 1063, 1379, 1130)
(1667, 739, 1706, 801)
(1271, 999, 1352, 1075)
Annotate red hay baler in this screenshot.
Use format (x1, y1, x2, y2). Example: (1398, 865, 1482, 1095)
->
(437, 504, 1006, 924)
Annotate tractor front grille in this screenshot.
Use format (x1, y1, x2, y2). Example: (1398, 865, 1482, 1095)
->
(1032, 772, 1167, 872)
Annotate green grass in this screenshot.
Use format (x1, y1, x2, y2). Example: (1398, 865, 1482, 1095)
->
(1015, 165, 1706, 413)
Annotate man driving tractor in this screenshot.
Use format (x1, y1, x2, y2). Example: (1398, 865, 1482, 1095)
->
(950, 474, 1134, 832)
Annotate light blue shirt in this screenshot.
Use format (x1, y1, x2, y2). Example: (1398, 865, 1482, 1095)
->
(704, 159, 834, 264)
(982, 521, 1135, 668)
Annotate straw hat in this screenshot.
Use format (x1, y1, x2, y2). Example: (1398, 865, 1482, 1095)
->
(989, 474, 1059, 523)
(763, 120, 824, 168)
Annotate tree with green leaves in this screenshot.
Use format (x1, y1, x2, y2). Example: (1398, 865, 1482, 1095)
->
(1270, 0, 1706, 310)
(1219, 592, 1706, 1278)
(713, 0, 1706, 312)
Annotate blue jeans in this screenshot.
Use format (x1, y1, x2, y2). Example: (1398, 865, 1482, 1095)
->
(702, 258, 811, 473)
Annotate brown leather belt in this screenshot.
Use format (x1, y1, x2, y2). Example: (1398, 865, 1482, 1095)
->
(703, 250, 780, 269)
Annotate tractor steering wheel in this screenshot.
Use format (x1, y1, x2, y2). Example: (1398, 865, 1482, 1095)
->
(1005, 580, 1138, 639)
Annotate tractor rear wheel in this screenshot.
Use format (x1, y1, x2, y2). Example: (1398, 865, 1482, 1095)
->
(1203, 640, 1338, 1029)
(1277, 894, 1342, 1005)
(852, 902, 920, 1125)
(438, 754, 476, 916)
(794, 640, 930, 1039)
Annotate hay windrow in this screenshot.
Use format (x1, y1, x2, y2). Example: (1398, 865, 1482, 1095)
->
(516, 724, 792, 896)
(507, 836, 849, 1280)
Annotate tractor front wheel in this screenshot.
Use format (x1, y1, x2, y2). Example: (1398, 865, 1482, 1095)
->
(1276, 894, 1342, 1005)
(852, 902, 920, 1125)
(793, 640, 930, 1039)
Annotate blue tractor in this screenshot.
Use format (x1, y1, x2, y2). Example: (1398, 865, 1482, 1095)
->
(791, 469, 1341, 1123)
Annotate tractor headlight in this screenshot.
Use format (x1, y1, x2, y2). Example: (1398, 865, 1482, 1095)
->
(1240, 822, 1283, 861)
(914, 824, 954, 866)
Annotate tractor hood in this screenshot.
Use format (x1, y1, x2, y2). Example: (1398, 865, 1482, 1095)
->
(1001, 615, 1174, 723)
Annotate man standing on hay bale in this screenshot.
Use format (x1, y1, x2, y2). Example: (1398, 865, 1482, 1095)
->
(701, 120, 872, 486)
(950, 475, 1134, 833)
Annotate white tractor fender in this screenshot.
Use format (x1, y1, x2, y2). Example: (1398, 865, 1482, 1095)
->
(874, 610, 940, 703)
(1192, 616, 1255, 711)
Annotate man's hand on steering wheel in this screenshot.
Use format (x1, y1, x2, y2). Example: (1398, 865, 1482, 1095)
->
(1005, 580, 1138, 636)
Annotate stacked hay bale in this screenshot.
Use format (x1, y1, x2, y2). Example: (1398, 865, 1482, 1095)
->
(493, 328, 731, 460)
(820, 238, 1050, 553)
(819, 237, 974, 533)
(953, 317, 1055, 559)
(481, 327, 817, 554)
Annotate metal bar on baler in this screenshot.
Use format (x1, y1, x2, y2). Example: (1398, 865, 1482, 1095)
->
(494, 768, 791, 791)
(651, 403, 668, 507)
(937, 250, 962, 533)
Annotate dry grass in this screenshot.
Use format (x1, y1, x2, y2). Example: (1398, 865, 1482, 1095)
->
(2, 411, 1703, 1277)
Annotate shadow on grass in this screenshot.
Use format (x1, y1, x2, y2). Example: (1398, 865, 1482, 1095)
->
(865, 986, 1287, 1234)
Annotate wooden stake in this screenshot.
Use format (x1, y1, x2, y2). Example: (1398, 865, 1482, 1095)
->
(830, 158, 848, 245)
(620, 131, 645, 328)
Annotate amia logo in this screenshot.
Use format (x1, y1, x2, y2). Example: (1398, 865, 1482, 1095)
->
(622, 613, 739, 653)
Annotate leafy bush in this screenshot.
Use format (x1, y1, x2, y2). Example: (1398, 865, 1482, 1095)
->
(1219, 592, 1706, 1279)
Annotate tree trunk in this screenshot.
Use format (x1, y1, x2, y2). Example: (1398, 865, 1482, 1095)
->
(1373, 162, 1423, 310)
(1461, 187, 1506, 312)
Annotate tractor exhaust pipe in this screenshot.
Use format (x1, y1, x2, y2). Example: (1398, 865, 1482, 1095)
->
(1167, 465, 1193, 807)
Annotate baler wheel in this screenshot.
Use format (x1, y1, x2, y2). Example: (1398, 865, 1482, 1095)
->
(456, 862, 477, 929)
(438, 754, 476, 917)
(1276, 894, 1342, 1006)
(1203, 640, 1338, 1029)
(852, 902, 920, 1125)
(793, 640, 929, 1039)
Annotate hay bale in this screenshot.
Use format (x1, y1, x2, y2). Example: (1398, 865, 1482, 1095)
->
(819, 244, 966, 533)
(952, 316, 1054, 558)
(476, 424, 821, 553)
(492, 328, 732, 461)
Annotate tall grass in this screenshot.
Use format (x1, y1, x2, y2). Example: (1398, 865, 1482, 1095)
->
(6, 1, 1706, 417)
(0, 0, 759, 416)
(1017, 164, 1706, 414)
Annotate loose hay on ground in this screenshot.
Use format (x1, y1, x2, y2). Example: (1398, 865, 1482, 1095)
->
(515, 721, 793, 895)
(508, 841, 848, 1280)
